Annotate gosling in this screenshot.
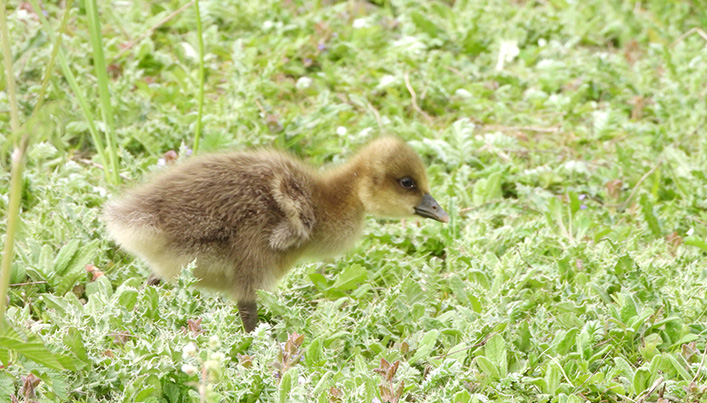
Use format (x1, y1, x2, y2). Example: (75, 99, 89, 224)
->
(103, 137, 448, 332)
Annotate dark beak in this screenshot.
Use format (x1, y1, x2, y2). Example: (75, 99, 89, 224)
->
(414, 194, 450, 223)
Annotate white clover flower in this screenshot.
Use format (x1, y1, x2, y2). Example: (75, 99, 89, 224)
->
(182, 364, 198, 375)
(496, 40, 520, 71)
(352, 18, 368, 29)
(455, 89, 472, 98)
(336, 126, 347, 136)
(204, 359, 220, 371)
(378, 75, 396, 88)
(296, 76, 313, 90)
(182, 342, 197, 359)
(358, 127, 373, 137)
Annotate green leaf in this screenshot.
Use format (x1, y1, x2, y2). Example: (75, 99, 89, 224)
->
(308, 272, 329, 291)
(306, 336, 323, 366)
(279, 367, 297, 403)
(66, 240, 99, 275)
(448, 274, 469, 304)
(633, 368, 650, 394)
(640, 333, 662, 362)
(63, 327, 89, 364)
(568, 191, 580, 214)
(10, 262, 26, 284)
(474, 356, 499, 378)
(55, 239, 100, 295)
(613, 254, 635, 276)
(410, 11, 444, 38)
(311, 371, 332, 396)
(142, 286, 160, 320)
(516, 320, 531, 352)
(454, 390, 471, 403)
(618, 293, 639, 324)
(648, 354, 662, 375)
(639, 194, 661, 237)
(42, 294, 70, 316)
(86, 275, 113, 299)
(447, 342, 470, 361)
(684, 236, 707, 253)
(0, 334, 65, 370)
(545, 360, 561, 394)
(163, 382, 181, 403)
(473, 171, 503, 205)
(484, 334, 508, 377)
(664, 353, 692, 381)
(411, 329, 440, 363)
(115, 286, 139, 310)
(132, 374, 161, 401)
(0, 372, 13, 402)
(332, 264, 368, 291)
(554, 328, 579, 355)
(36, 371, 70, 401)
(53, 239, 80, 275)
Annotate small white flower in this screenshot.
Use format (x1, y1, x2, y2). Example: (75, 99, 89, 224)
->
(336, 126, 347, 136)
(182, 342, 197, 359)
(455, 89, 472, 98)
(296, 76, 313, 90)
(687, 228, 694, 236)
(358, 127, 373, 137)
(181, 42, 197, 61)
(263, 20, 274, 30)
(204, 359, 220, 371)
(352, 18, 368, 29)
(378, 75, 396, 88)
(495, 40, 520, 71)
(182, 364, 198, 376)
(538, 38, 547, 47)
(209, 336, 220, 349)
(210, 352, 225, 361)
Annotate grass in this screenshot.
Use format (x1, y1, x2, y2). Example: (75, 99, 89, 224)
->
(2, 0, 707, 402)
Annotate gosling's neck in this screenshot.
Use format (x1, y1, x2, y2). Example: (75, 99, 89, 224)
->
(318, 157, 366, 217)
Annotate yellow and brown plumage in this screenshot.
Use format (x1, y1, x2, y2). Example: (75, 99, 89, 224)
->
(103, 137, 448, 331)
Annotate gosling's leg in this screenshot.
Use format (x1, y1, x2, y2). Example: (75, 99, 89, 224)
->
(238, 300, 258, 332)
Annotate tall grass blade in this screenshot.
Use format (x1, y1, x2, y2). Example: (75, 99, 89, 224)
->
(28, 0, 116, 185)
(0, 0, 24, 331)
(85, 0, 121, 185)
(193, 0, 205, 152)
(0, 0, 19, 132)
(0, 149, 26, 332)
(32, 0, 74, 115)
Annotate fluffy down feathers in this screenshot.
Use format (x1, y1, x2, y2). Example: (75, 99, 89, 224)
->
(104, 137, 448, 331)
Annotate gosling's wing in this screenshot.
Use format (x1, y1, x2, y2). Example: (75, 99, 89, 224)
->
(268, 171, 316, 251)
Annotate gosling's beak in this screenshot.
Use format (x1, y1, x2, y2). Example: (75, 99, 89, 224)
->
(414, 193, 450, 223)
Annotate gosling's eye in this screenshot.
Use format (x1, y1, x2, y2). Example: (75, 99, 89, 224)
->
(399, 177, 416, 190)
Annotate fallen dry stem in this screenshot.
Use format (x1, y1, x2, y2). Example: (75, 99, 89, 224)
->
(619, 161, 662, 211)
(403, 71, 432, 124)
(670, 27, 707, 48)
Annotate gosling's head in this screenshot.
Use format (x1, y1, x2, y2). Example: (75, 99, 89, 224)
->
(355, 137, 449, 223)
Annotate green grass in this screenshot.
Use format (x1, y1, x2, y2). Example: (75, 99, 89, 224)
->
(2, 0, 707, 402)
